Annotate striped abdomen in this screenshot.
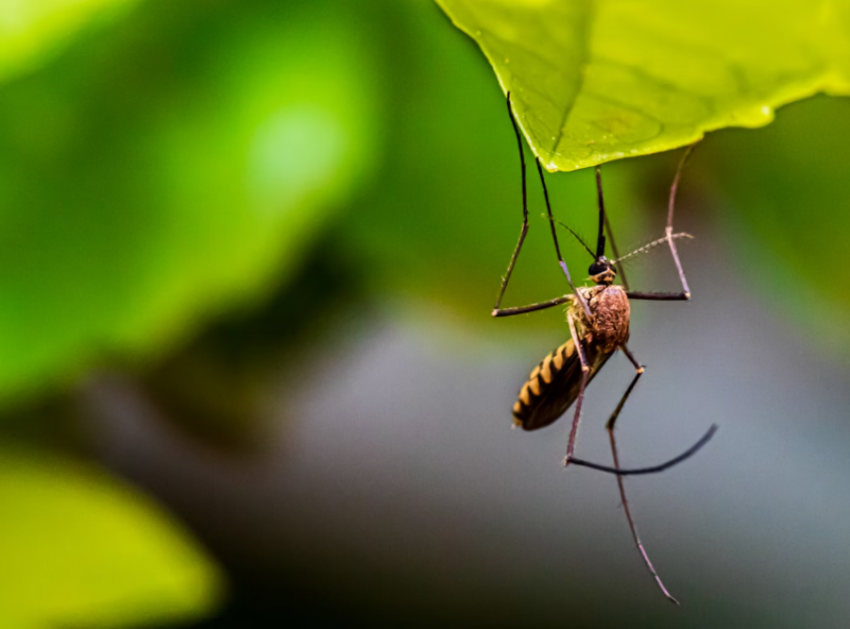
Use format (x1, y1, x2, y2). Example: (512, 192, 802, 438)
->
(512, 338, 612, 431)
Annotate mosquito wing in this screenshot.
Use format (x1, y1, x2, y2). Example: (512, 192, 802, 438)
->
(512, 338, 612, 431)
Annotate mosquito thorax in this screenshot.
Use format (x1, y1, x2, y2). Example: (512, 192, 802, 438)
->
(588, 257, 616, 285)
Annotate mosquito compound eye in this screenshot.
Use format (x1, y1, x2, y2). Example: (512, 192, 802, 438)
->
(588, 262, 606, 276)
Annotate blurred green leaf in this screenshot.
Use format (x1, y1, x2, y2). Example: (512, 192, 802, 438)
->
(0, 444, 222, 629)
(141, 234, 366, 451)
(0, 0, 140, 86)
(705, 95, 850, 356)
(0, 0, 380, 403)
(435, 0, 850, 171)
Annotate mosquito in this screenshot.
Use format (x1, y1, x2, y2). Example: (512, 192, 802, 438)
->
(493, 93, 717, 605)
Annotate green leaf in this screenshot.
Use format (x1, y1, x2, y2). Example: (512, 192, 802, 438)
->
(0, 1, 380, 403)
(0, 0, 140, 86)
(0, 444, 222, 629)
(435, 0, 850, 171)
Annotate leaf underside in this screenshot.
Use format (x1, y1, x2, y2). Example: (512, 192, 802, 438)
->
(435, 0, 850, 171)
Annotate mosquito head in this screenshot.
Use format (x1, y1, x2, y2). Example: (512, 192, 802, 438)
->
(589, 256, 616, 285)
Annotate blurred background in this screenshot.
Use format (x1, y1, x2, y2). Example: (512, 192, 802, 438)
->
(3, 0, 850, 627)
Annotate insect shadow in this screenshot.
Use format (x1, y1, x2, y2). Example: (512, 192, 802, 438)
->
(493, 93, 718, 605)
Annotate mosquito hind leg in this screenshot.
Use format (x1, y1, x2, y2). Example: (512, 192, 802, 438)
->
(609, 346, 679, 604)
(568, 345, 717, 474)
(560, 343, 679, 601)
(608, 420, 680, 604)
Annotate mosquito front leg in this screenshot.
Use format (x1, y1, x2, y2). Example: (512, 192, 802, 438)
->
(537, 159, 590, 317)
(493, 295, 574, 318)
(493, 93, 586, 318)
(492, 93, 532, 315)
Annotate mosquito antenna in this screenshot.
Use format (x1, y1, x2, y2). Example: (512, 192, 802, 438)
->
(595, 166, 607, 259)
(553, 219, 594, 258)
(569, 424, 717, 476)
(613, 233, 693, 266)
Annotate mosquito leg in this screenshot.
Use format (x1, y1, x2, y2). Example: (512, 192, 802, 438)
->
(621, 344, 641, 371)
(609, 418, 680, 604)
(604, 213, 630, 292)
(605, 346, 679, 604)
(626, 291, 689, 301)
(537, 159, 591, 318)
(493, 95, 585, 318)
(492, 93, 531, 315)
(663, 143, 698, 299)
(569, 343, 717, 474)
(600, 346, 644, 447)
(567, 311, 588, 379)
(625, 143, 699, 302)
(594, 167, 630, 292)
(571, 426, 718, 475)
(493, 295, 574, 318)
(563, 311, 589, 465)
